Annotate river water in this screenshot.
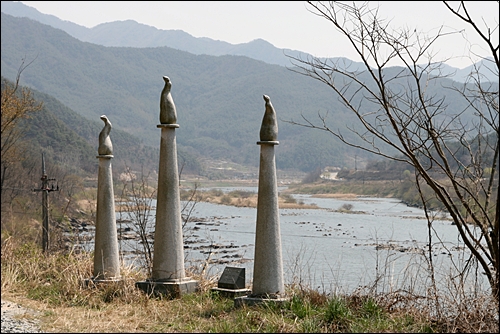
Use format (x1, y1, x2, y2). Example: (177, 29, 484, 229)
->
(110, 186, 489, 295)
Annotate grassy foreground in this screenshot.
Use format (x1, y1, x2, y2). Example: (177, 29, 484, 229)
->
(1, 236, 498, 333)
(1, 179, 497, 332)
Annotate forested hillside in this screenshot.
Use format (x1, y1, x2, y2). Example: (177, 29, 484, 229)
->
(1, 12, 484, 173)
(1, 76, 167, 177)
(1, 12, 365, 172)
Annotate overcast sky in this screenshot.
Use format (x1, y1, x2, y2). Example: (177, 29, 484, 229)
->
(16, 1, 499, 69)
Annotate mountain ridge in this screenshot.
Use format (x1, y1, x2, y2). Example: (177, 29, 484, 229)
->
(3, 1, 496, 83)
(1, 12, 363, 172)
(1, 10, 489, 174)
(1, 75, 165, 177)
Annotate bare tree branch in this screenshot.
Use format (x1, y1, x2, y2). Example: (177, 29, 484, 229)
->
(284, 1, 499, 297)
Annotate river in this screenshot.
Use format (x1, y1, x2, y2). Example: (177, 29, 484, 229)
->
(109, 186, 489, 295)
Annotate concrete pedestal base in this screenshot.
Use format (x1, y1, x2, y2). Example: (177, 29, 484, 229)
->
(211, 287, 251, 299)
(135, 278, 198, 298)
(234, 294, 289, 307)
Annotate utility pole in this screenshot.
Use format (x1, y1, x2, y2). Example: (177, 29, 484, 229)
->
(33, 153, 59, 252)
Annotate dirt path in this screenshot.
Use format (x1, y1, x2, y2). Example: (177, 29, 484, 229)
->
(1, 298, 44, 333)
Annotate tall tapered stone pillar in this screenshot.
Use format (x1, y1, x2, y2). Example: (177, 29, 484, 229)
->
(86, 115, 121, 285)
(235, 95, 286, 306)
(136, 76, 198, 297)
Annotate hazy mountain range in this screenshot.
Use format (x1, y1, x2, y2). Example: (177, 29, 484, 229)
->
(2, 1, 497, 83)
(0, 10, 362, 174)
(1, 2, 495, 177)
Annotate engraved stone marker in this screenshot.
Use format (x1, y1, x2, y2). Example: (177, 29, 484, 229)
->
(212, 266, 251, 298)
(218, 267, 246, 290)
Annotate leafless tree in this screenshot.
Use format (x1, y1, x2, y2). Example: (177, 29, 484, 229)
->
(1, 59, 43, 210)
(286, 1, 498, 297)
(117, 166, 201, 277)
(117, 167, 156, 276)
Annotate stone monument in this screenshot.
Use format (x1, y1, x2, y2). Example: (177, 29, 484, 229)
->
(211, 266, 251, 298)
(235, 95, 286, 306)
(135, 76, 198, 297)
(86, 115, 121, 285)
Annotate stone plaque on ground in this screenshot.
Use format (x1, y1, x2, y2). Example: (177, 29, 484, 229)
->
(218, 267, 245, 289)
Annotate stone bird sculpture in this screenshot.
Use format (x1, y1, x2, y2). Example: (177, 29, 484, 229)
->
(98, 115, 113, 155)
(159, 76, 177, 124)
(259, 95, 278, 141)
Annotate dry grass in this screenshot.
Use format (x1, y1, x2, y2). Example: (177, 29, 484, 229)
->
(2, 187, 498, 334)
(2, 233, 498, 333)
(76, 199, 96, 213)
(181, 188, 319, 209)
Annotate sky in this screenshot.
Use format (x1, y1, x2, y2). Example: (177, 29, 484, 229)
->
(15, 1, 499, 69)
